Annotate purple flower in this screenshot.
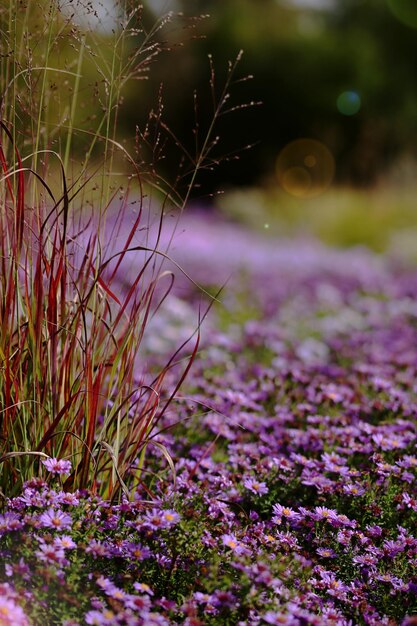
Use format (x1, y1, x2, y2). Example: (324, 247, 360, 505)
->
(35, 542, 66, 565)
(122, 541, 151, 560)
(401, 492, 417, 511)
(193, 592, 213, 605)
(312, 507, 339, 522)
(85, 540, 109, 558)
(372, 433, 406, 451)
(243, 477, 269, 495)
(383, 539, 405, 558)
(96, 576, 115, 594)
(143, 508, 180, 530)
(38, 508, 72, 530)
(84, 610, 115, 625)
(161, 509, 181, 527)
(0, 512, 24, 534)
(335, 513, 356, 528)
(0, 596, 29, 626)
(106, 586, 128, 602)
(124, 593, 152, 611)
(353, 553, 378, 566)
(316, 547, 337, 559)
(53, 535, 76, 550)
(342, 483, 366, 496)
(320, 571, 348, 598)
(221, 533, 248, 555)
(58, 491, 80, 505)
(136, 612, 171, 625)
(366, 525, 383, 538)
(376, 573, 406, 590)
(272, 504, 300, 523)
(276, 531, 299, 550)
(263, 611, 293, 624)
(336, 529, 354, 546)
(398, 455, 417, 469)
(212, 589, 236, 609)
(41, 457, 72, 475)
(133, 582, 154, 596)
(5, 558, 30, 581)
(322, 452, 349, 474)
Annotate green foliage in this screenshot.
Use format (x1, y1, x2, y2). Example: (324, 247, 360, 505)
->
(219, 185, 417, 253)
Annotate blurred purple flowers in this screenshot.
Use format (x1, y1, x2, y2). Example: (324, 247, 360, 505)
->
(2, 216, 417, 624)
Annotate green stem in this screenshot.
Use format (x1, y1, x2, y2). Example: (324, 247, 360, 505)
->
(64, 34, 86, 172)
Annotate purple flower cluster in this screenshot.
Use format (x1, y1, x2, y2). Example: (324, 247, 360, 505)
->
(1, 216, 417, 624)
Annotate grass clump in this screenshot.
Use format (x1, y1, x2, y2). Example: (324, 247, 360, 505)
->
(0, 0, 248, 500)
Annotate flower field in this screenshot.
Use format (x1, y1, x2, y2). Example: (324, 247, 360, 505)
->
(1, 211, 417, 625)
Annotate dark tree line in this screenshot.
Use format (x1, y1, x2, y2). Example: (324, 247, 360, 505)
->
(118, 0, 417, 193)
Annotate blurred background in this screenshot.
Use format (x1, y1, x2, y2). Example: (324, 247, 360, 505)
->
(20, 0, 417, 254)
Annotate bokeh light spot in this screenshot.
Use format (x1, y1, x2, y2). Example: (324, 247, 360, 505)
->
(387, 0, 417, 29)
(304, 154, 317, 168)
(282, 167, 312, 197)
(337, 91, 361, 116)
(276, 139, 335, 198)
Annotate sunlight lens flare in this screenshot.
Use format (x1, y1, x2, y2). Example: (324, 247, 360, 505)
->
(386, 0, 417, 28)
(337, 91, 361, 116)
(276, 139, 335, 198)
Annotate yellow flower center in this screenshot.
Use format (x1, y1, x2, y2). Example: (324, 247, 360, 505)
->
(0, 607, 11, 616)
(103, 610, 115, 619)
